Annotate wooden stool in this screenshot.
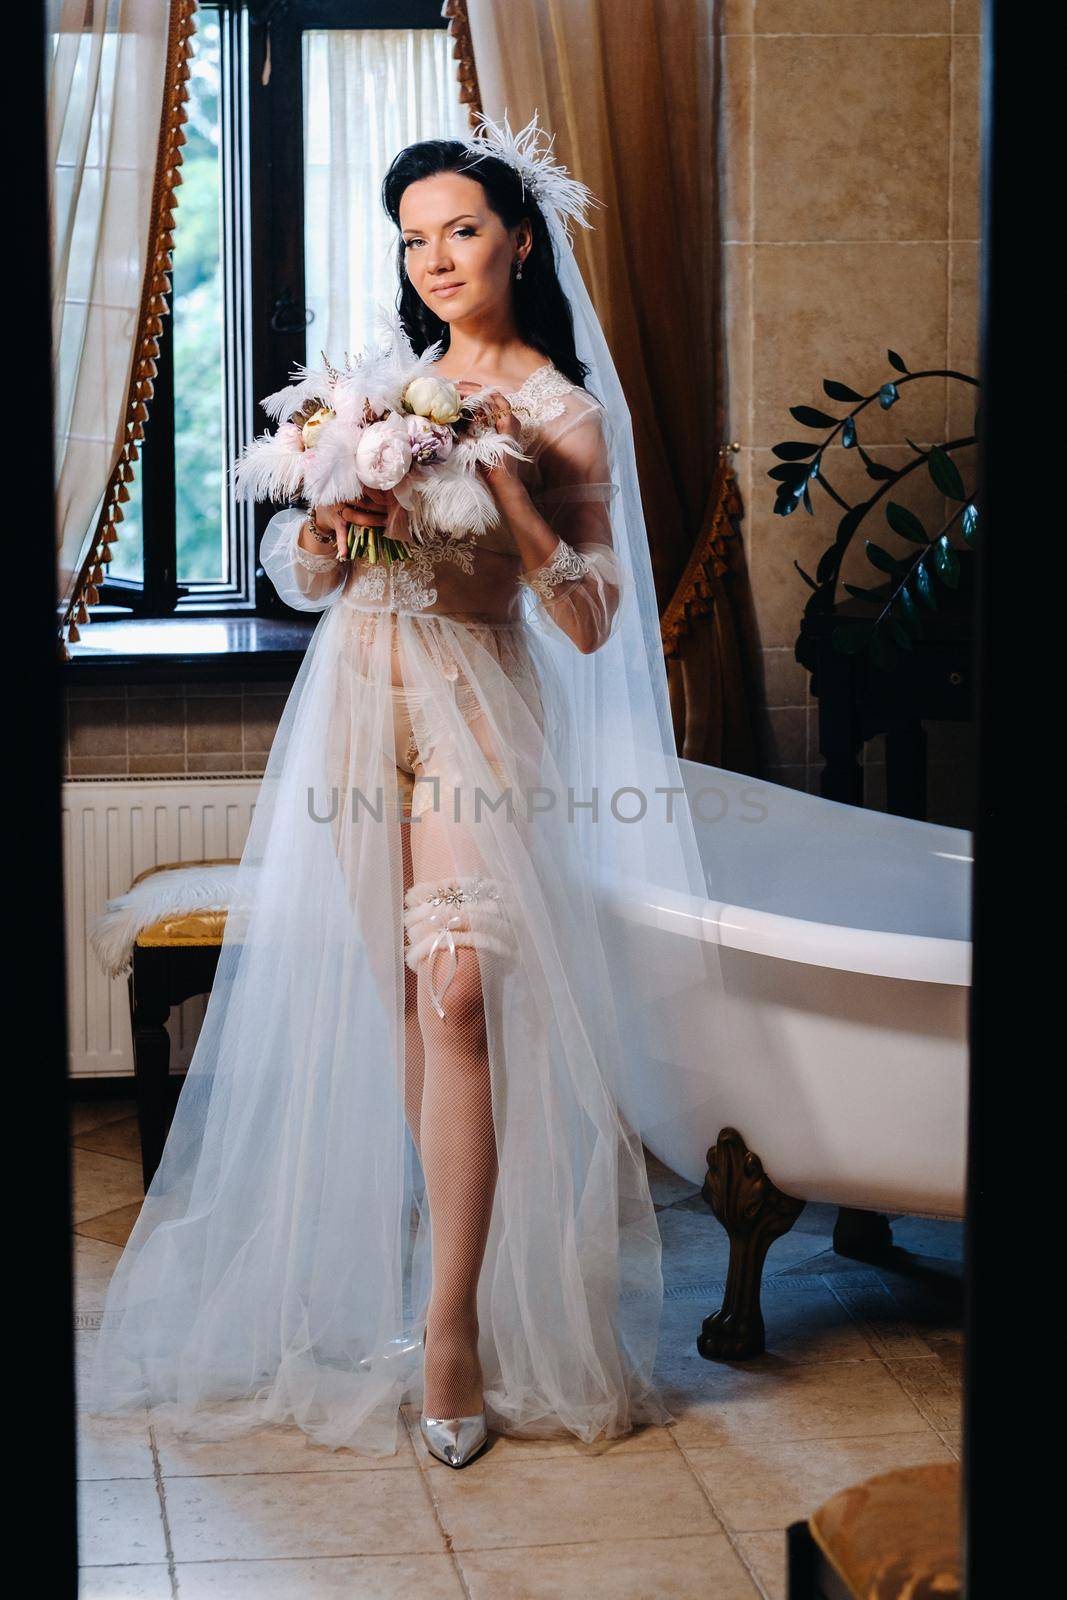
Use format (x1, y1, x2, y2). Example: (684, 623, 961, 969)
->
(128, 857, 238, 1190)
(787, 1461, 962, 1598)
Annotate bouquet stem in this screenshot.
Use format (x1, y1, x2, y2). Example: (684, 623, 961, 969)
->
(347, 526, 411, 564)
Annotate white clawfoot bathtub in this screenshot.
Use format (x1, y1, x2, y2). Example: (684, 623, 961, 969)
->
(604, 758, 971, 1222)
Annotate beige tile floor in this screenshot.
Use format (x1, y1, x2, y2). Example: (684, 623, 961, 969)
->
(72, 1098, 962, 1600)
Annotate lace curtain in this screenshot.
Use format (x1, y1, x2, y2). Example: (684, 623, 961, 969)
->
(50, 0, 181, 616)
(302, 27, 472, 359)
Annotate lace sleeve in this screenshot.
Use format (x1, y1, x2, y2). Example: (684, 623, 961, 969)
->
(523, 401, 626, 654)
(260, 507, 347, 613)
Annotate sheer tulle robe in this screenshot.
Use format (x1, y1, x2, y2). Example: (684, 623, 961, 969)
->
(88, 368, 675, 1455)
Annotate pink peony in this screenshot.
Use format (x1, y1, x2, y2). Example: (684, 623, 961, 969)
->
(354, 418, 413, 490)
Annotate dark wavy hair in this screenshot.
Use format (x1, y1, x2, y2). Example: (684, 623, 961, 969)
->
(381, 139, 597, 399)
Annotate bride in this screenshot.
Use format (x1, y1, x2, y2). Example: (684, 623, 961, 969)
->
(89, 111, 717, 1470)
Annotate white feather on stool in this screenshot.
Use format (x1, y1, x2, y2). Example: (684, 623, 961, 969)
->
(89, 864, 243, 980)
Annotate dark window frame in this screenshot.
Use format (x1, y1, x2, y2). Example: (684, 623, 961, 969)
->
(100, 1, 256, 617)
(100, 0, 450, 622)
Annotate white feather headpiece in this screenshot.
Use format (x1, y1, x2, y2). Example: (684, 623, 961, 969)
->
(454, 108, 605, 250)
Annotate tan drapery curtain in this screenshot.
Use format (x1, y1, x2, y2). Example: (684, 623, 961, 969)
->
(451, 0, 755, 768)
(52, 0, 198, 656)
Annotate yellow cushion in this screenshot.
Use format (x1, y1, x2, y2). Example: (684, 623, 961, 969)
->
(808, 1461, 961, 1598)
(134, 908, 232, 949)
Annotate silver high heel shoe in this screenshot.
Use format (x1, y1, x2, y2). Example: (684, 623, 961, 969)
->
(419, 1327, 489, 1468)
(419, 1410, 489, 1469)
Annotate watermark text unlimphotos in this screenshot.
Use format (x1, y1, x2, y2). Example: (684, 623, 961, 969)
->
(306, 777, 769, 826)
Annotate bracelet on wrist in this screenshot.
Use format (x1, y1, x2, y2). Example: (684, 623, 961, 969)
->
(305, 507, 337, 545)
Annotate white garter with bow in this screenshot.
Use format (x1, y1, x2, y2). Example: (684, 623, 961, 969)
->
(402, 874, 515, 1019)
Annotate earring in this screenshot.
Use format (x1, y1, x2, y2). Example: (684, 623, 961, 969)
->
(514, 258, 524, 280)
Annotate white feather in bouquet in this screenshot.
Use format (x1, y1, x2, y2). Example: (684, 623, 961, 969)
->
(393, 427, 534, 541)
(257, 362, 335, 425)
(230, 305, 530, 552)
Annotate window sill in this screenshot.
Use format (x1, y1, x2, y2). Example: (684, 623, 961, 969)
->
(62, 613, 318, 687)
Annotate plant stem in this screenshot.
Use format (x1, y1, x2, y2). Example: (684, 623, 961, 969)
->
(871, 491, 979, 631)
(346, 525, 411, 565)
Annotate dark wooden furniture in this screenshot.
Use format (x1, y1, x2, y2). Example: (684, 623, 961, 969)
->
(127, 859, 237, 1190)
(802, 554, 975, 822)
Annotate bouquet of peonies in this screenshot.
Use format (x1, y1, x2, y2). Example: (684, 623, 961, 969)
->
(231, 309, 528, 563)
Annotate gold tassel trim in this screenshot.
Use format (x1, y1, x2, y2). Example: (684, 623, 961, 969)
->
(660, 459, 744, 662)
(61, 1, 200, 649)
(442, 0, 482, 129)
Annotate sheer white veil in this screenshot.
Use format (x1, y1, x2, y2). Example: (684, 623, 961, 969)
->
(454, 110, 724, 1142)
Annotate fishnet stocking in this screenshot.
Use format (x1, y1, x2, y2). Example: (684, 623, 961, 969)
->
(405, 768, 501, 1420)
(400, 817, 425, 1159)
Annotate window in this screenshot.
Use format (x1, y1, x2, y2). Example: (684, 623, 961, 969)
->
(101, 0, 463, 621)
(104, 3, 254, 614)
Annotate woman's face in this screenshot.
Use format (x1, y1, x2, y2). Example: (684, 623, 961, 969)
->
(399, 172, 529, 323)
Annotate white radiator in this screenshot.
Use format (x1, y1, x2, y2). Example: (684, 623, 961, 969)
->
(62, 774, 261, 1081)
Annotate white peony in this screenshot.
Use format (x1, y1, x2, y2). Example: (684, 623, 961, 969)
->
(300, 405, 334, 447)
(403, 374, 463, 426)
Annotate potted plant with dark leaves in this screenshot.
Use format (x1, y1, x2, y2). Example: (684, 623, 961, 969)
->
(773, 350, 980, 680)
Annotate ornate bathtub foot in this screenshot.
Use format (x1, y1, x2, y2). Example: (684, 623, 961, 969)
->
(698, 1127, 805, 1361)
(833, 1206, 894, 1260)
